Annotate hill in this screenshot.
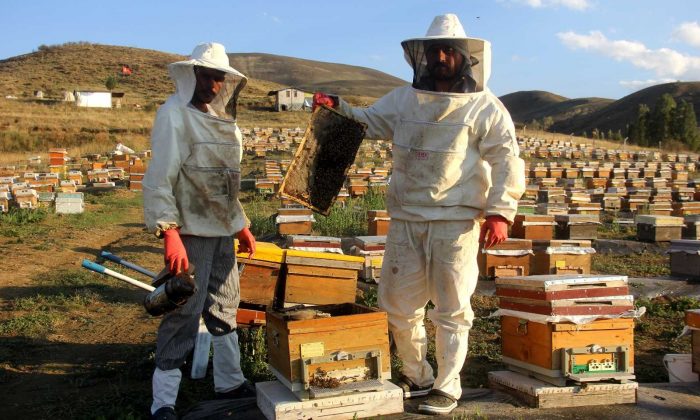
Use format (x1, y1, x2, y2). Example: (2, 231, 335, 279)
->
(499, 90, 613, 127)
(228, 52, 407, 98)
(0, 43, 287, 104)
(0, 43, 404, 105)
(550, 82, 700, 135)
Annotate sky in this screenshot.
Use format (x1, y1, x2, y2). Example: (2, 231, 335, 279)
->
(2, 0, 699, 99)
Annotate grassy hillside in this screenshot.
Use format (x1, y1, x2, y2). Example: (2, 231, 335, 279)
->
(0, 43, 288, 105)
(228, 52, 407, 98)
(500, 90, 613, 127)
(551, 81, 700, 135)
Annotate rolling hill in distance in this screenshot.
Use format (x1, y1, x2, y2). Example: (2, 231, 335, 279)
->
(0, 42, 698, 137)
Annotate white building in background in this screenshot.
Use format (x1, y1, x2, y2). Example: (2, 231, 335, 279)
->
(267, 88, 310, 112)
(75, 91, 112, 108)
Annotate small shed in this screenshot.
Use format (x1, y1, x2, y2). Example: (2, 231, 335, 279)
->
(75, 91, 112, 108)
(267, 88, 309, 112)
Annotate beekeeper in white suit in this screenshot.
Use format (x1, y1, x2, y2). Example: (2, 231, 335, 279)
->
(143, 42, 256, 420)
(314, 14, 525, 415)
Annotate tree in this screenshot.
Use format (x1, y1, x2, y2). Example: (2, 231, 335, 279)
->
(629, 104, 650, 146)
(606, 129, 614, 140)
(529, 118, 542, 131)
(105, 75, 118, 91)
(542, 116, 554, 131)
(677, 100, 700, 150)
(647, 94, 676, 146)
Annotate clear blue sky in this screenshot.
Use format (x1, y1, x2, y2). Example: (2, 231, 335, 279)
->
(3, 0, 699, 99)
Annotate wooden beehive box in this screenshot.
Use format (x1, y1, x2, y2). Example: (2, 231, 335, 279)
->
(348, 236, 386, 283)
(496, 274, 632, 316)
(530, 240, 595, 275)
(367, 209, 390, 236)
(236, 241, 285, 307)
(635, 215, 684, 242)
(501, 316, 635, 385)
(281, 250, 363, 306)
(276, 207, 314, 235)
(668, 240, 700, 279)
(266, 303, 391, 398)
(682, 215, 700, 239)
(286, 235, 342, 252)
(280, 106, 367, 215)
(555, 214, 600, 240)
(511, 214, 555, 240)
(478, 238, 532, 279)
(686, 309, 700, 375)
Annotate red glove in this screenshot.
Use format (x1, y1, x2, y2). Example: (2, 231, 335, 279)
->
(236, 227, 256, 258)
(163, 229, 189, 274)
(312, 92, 337, 111)
(479, 215, 509, 249)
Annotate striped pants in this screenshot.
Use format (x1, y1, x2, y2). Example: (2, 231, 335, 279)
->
(155, 235, 240, 370)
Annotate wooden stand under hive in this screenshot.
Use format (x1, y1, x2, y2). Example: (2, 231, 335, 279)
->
(266, 303, 391, 400)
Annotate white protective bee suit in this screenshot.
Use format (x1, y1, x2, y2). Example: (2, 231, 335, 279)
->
(143, 43, 250, 414)
(335, 16, 525, 400)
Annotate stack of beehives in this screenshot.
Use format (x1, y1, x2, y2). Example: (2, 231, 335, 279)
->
(495, 274, 637, 386)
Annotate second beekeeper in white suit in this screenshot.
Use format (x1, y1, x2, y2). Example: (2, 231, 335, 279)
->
(313, 14, 526, 415)
(143, 42, 257, 420)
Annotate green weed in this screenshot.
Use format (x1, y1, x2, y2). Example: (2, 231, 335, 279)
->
(0, 312, 57, 337)
(238, 326, 275, 382)
(0, 207, 50, 237)
(314, 188, 386, 237)
(592, 253, 670, 277)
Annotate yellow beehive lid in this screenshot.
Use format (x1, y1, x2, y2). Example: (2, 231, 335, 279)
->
(234, 240, 285, 263)
(285, 249, 364, 263)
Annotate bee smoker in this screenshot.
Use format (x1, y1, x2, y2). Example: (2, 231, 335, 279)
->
(143, 266, 197, 316)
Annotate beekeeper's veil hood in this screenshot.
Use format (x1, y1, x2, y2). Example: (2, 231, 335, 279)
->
(168, 42, 247, 119)
(401, 14, 491, 93)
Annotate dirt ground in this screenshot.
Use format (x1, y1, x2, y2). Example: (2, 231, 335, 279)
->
(0, 189, 698, 419)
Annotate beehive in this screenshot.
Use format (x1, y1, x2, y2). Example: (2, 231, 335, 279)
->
(281, 250, 363, 306)
(266, 303, 390, 398)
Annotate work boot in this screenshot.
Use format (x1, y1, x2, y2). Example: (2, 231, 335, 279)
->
(215, 380, 256, 399)
(396, 375, 432, 399)
(417, 389, 458, 415)
(151, 406, 177, 420)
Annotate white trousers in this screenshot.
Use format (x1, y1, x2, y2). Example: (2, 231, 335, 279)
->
(151, 331, 245, 414)
(378, 219, 480, 400)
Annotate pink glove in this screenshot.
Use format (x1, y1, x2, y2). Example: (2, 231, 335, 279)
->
(236, 227, 256, 258)
(479, 215, 509, 249)
(312, 92, 337, 111)
(163, 229, 189, 274)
